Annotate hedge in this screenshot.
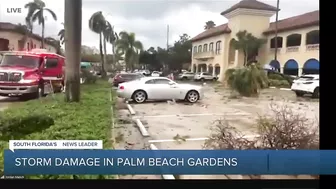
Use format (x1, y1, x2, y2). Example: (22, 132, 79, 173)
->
(0, 80, 115, 179)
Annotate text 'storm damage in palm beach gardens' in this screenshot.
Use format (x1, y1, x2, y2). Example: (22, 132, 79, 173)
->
(0, 0, 322, 184)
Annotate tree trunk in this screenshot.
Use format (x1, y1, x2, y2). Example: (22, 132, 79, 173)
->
(41, 22, 45, 48)
(64, 0, 82, 102)
(99, 33, 106, 77)
(102, 35, 107, 78)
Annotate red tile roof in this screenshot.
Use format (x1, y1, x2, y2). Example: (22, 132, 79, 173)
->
(263, 10, 319, 34)
(190, 24, 231, 42)
(0, 22, 58, 48)
(221, 0, 278, 16)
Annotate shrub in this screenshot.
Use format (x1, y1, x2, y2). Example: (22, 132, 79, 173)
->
(0, 115, 54, 141)
(204, 103, 319, 150)
(225, 64, 268, 97)
(0, 80, 115, 179)
(269, 79, 290, 88)
(268, 73, 285, 80)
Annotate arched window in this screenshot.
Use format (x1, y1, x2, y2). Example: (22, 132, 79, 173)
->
(193, 46, 197, 54)
(209, 42, 214, 51)
(270, 37, 283, 48)
(198, 45, 202, 53)
(215, 41, 222, 54)
(203, 44, 208, 52)
(286, 34, 302, 47)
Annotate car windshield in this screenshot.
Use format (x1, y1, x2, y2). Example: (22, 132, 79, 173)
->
(0, 54, 40, 68)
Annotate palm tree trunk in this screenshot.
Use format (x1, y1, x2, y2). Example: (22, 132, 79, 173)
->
(41, 22, 45, 48)
(99, 33, 106, 77)
(64, 0, 82, 102)
(102, 35, 108, 77)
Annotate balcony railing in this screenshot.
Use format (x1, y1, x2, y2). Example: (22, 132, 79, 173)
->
(194, 51, 215, 59)
(286, 46, 300, 53)
(269, 48, 281, 53)
(306, 44, 319, 51)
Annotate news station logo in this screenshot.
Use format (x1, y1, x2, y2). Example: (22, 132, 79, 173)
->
(6, 8, 22, 14)
(0, 5, 24, 19)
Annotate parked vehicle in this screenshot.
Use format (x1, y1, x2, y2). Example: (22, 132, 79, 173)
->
(112, 73, 144, 87)
(117, 77, 203, 103)
(291, 74, 319, 98)
(178, 72, 195, 80)
(151, 71, 160, 77)
(194, 72, 217, 81)
(0, 49, 65, 99)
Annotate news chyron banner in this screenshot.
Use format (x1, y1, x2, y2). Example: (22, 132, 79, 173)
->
(4, 140, 336, 175)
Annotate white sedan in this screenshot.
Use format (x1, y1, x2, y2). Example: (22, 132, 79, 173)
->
(151, 71, 160, 77)
(116, 77, 203, 103)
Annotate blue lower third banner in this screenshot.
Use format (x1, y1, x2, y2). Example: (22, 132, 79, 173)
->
(4, 150, 336, 175)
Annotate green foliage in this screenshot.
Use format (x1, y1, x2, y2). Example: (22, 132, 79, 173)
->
(225, 64, 268, 97)
(269, 79, 290, 88)
(0, 80, 115, 179)
(0, 115, 54, 141)
(268, 73, 285, 80)
(231, 30, 267, 66)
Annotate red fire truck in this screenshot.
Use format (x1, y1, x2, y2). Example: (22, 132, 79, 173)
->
(0, 49, 65, 99)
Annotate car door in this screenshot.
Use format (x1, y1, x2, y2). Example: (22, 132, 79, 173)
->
(41, 56, 62, 93)
(147, 78, 179, 100)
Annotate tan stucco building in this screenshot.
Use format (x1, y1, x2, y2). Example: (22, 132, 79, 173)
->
(0, 22, 57, 53)
(191, 0, 319, 81)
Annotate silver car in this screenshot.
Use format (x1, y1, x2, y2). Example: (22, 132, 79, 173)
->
(178, 72, 195, 80)
(116, 77, 203, 103)
(194, 72, 217, 81)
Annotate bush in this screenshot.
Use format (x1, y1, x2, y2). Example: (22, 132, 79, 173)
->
(225, 64, 268, 97)
(0, 80, 115, 179)
(204, 103, 319, 150)
(269, 79, 290, 88)
(268, 73, 285, 80)
(0, 115, 54, 141)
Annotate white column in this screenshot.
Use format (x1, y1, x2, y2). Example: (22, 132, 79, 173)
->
(212, 66, 216, 76)
(195, 64, 199, 73)
(200, 66, 203, 72)
(298, 68, 303, 76)
(206, 65, 209, 72)
(234, 50, 239, 65)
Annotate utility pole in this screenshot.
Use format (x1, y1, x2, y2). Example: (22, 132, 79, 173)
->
(274, 0, 280, 62)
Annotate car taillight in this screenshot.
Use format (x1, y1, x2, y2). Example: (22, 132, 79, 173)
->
(119, 86, 124, 90)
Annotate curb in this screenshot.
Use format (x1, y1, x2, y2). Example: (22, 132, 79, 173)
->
(269, 87, 291, 91)
(135, 119, 150, 137)
(127, 104, 136, 115)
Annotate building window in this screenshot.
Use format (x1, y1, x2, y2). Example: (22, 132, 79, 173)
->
(286, 34, 302, 47)
(270, 37, 283, 48)
(193, 46, 197, 54)
(203, 44, 208, 52)
(215, 41, 222, 54)
(209, 42, 214, 51)
(198, 45, 202, 53)
(306, 30, 319, 45)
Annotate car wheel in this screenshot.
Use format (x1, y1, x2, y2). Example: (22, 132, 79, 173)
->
(200, 78, 205, 82)
(132, 90, 147, 103)
(312, 87, 319, 98)
(295, 91, 304, 97)
(185, 90, 199, 103)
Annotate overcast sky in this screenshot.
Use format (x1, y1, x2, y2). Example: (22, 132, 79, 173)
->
(0, 0, 319, 52)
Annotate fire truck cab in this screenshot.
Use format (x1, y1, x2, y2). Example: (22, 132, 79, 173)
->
(0, 49, 65, 99)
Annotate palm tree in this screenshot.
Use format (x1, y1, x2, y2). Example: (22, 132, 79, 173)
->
(58, 23, 65, 45)
(64, 0, 82, 102)
(231, 30, 266, 66)
(204, 21, 216, 30)
(25, 0, 57, 48)
(116, 32, 143, 71)
(105, 24, 119, 66)
(89, 11, 107, 77)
